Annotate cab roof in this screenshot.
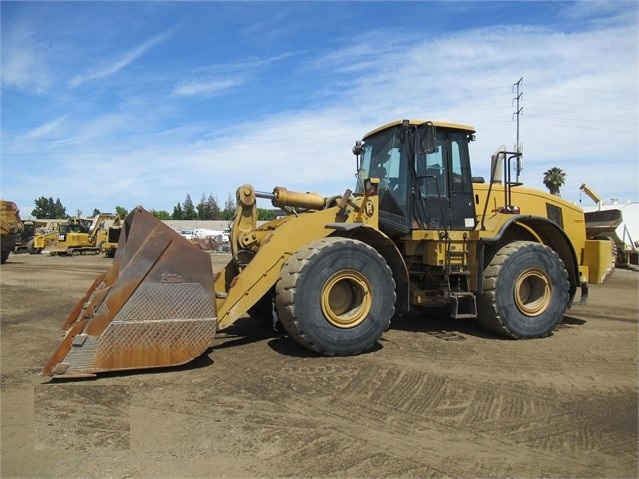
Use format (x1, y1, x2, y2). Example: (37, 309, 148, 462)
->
(362, 119, 476, 140)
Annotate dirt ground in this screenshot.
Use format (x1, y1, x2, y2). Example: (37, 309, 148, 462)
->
(1, 252, 637, 478)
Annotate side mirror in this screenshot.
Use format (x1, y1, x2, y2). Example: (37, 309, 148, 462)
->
(420, 122, 436, 154)
(490, 145, 506, 184)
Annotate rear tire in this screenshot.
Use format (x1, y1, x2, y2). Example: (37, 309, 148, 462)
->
(477, 241, 569, 338)
(275, 237, 395, 356)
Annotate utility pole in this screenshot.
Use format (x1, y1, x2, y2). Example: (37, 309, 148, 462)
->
(512, 77, 523, 182)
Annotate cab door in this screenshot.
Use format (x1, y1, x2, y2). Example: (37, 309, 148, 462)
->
(415, 131, 476, 231)
(448, 132, 476, 230)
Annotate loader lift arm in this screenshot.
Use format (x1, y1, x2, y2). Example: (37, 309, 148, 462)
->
(42, 182, 393, 378)
(215, 184, 364, 330)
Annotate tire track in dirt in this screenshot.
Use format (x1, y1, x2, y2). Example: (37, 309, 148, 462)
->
(34, 384, 131, 450)
(200, 345, 635, 477)
(3, 255, 636, 478)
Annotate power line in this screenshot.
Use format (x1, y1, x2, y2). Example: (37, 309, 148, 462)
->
(525, 83, 637, 96)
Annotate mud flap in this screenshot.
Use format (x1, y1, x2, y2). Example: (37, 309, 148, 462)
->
(578, 281, 588, 305)
(42, 207, 217, 378)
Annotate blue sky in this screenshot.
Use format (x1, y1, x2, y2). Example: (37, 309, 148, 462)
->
(1, 1, 637, 218)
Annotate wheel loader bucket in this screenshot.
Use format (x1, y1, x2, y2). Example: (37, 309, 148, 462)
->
(42, 206, 217, 379)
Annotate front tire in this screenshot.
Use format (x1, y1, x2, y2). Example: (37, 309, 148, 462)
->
(477, 241, 569, 338)
(275, 237, 396, 356)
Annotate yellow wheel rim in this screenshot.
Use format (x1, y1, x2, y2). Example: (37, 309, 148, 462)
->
(321, 269, 372, 329)
(514, 267, 552, 316)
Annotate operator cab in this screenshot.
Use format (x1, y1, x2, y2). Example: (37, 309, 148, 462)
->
(354, 119, 477, 237)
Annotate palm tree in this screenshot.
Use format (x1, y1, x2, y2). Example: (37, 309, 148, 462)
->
(543, 167, 566, 197)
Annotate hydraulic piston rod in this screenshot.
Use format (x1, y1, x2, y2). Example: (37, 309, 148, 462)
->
(257, 187, 327, 211)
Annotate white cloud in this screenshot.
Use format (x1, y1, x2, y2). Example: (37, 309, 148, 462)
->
(2, 2, 637, 217)
(310, 22, 637, 204)
(0, 19, 51, 93)
(23, 116, 68, 140)
(172, 78, 241, 97)
(171, 52, 297, 98)
(69, 31, 171, 88)
(562, 0, 635, 24)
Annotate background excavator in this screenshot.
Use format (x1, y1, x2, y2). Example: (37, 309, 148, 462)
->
(43, 214, 119, 256)
(16, 219, 57, 254)
(43, 119, 614, 378)
(30, 220, 66, 254)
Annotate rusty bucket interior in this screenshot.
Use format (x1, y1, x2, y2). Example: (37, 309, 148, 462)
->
(42, 206, 217, 379)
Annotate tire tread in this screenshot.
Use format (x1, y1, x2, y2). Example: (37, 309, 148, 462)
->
(276, 237, 395, 356)
(477, 241, 569, 338)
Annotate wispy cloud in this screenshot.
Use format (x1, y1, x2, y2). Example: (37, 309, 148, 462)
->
(69, 31, 172, 88)
(562, 0, 636, 24)
(171, 52, 296, 97)
(0, 19, 51, 93)
(24, 116, 68, 139)
(172, 78, 242, 97)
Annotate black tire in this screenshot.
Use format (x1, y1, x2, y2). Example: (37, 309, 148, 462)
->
(275, 237, 396, 356)
(476, 241, 569, 339)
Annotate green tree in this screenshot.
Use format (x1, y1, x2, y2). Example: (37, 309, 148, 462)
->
(172, 202, 183, 220)
(31, 197, 49, 218)
(221, 192, 235, 220)
(196, 193, 220, 220)
(183, 194, 197, 220)
(92, 208, 101, 217)
(542, 167, 566, 197)
(149, 209, 171, 220)
(196, 193, 207, 219)
(208, 194, 221, 220)
(115, 206, 128, 218)
(31, 196, 68, 219)
(54, 199, 67, 218)
(257, 208, 277, 221)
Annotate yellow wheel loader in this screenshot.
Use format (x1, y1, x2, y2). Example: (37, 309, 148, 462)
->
(43, 119, 611, 378)
(0, 200, 23, 264)
(100, 216, 123, 258)
(16, 219, 56, 253)
(31, 221, 65, 254)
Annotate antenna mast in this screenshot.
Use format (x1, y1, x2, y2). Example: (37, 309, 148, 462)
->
(512, 77, 524, 182)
